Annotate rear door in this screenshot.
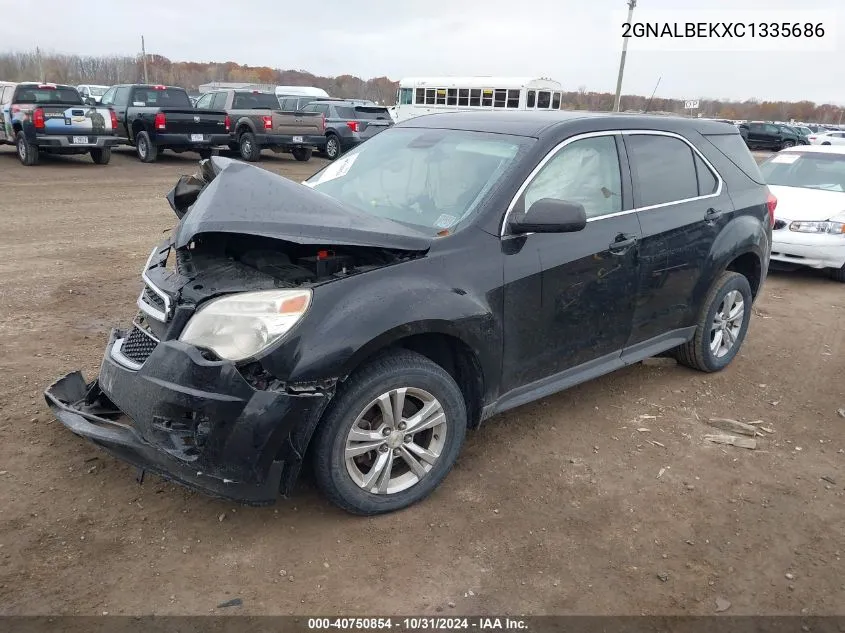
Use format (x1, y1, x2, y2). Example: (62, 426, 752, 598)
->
(623, 131, 730, 348)
(0, 85, 13, 142)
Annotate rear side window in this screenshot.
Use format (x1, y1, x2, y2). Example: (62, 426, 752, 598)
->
(335, 106, 356, 119)
(704, 133, 765, 184)
(626, 135, 698, 207)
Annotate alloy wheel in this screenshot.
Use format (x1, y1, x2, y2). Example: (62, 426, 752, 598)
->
(710, 290, 744, 358)
(344, 387, 447, 495)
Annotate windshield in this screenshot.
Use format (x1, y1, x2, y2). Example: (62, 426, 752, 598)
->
(305, 128, 532, 233)
(15, 86, 82, 105)
(760, 152, 845, 192)
(89, 86, 108, 96)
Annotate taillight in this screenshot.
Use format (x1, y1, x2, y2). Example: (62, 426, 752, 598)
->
(109, 109, 118, 130)
(33, 108, 45, 129)
(154, 112, 166, 130)
(224, 115, 231, 132)
(809, 135, 816, 141)
(262, 115, 272, 130)
(766, 190, 777, 227)
(346, 121, 359, 132)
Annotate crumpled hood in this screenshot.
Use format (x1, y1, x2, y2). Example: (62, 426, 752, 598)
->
(173, 157, 431, 252)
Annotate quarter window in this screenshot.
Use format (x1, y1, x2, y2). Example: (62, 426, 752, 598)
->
(626, 135, 699, 207)
(694, 154, 718, 195)
(523, 135, 623, 219)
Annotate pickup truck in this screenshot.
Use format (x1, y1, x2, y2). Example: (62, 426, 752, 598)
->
(100, 84, 230, 162)
(0, 82, 123, 166)
(196, 89, 325, 162)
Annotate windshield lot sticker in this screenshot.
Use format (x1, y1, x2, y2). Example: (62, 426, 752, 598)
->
(434, 214, 458, 228)
(770, 154, 800, 164)
(316, 153, 359, 184)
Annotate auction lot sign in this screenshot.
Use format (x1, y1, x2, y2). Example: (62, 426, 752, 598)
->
(3, 617, 845, 632)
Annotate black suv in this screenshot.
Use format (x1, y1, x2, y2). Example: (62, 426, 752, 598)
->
(46, 112, 773, 515)
(739, 121, 809, 151)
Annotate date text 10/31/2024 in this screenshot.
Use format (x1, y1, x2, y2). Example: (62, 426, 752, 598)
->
(307, 618, 528, 630)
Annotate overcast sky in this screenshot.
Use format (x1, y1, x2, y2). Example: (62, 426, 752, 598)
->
(2, 0, 843, 104)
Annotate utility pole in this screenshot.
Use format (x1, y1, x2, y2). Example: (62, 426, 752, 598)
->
(141, 35, 148, 83)
(36, 46, 44, 82)
(613, 0, 637, 112)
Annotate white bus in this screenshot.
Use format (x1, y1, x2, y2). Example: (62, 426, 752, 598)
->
(391, 76, 564, 122)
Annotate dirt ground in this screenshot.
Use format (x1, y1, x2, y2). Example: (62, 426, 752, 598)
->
(0, 146, 842, 616)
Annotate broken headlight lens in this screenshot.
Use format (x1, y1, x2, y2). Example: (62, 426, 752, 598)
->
(179, 289, 312, 362)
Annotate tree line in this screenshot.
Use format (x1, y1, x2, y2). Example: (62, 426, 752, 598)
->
(1, 50, 842, 124)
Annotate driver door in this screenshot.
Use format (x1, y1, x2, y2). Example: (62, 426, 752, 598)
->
(500, 132, 641, 393)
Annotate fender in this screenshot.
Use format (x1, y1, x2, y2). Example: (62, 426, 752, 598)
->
(260, 269, 502, 403)
(695, 213, 769, 313)
(234, 117, 257, 137)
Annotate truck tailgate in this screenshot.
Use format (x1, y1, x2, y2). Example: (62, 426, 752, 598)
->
(159, 109, 228, 135)
(272, 111, 324, 137)
(40, 105, 117, 136)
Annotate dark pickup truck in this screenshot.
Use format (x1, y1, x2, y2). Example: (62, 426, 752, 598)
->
(100, 84, 230, 162)
(195, 89, 325, 162)
(0, 82, 123, 166)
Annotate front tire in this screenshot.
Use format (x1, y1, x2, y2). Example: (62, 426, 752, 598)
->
(238, 132, 260, 161)
(291, 147, 312, 162)
(312, 350, 467, 515)
(90, 147, 111, 164)
(675, 271, 753, 372)
(135, 131, 158, 163)
(15, 131, 38, 166)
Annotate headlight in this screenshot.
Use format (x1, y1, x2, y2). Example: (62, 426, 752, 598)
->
(179, 289, 311, 361)
(789, 220, 845, 234)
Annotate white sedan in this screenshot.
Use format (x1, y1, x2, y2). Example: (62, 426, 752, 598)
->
(808, 130, 845, 146)
(759, 146, 845, 281)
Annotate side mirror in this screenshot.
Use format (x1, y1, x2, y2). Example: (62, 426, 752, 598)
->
(509, 198, 587, 234)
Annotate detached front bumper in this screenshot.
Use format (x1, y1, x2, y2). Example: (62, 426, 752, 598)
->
(34, 135, 125, 148)
(45, 329, 332, 505)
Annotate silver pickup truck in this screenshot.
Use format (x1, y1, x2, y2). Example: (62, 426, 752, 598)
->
(196, 89, 326, 162)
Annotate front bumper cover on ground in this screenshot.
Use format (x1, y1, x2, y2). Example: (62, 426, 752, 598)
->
(44, 329, 331, 505)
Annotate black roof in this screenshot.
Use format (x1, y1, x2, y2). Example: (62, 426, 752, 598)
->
(397, 111, 738, 137)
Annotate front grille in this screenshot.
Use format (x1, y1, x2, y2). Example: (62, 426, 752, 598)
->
(121, 325, 158, 364)
(142, 286, 166, 311)
(773, 220, 787, 230)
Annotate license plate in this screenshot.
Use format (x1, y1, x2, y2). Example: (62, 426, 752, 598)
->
(190, 134, 204, 142)
(72, 136, 88, 144)
(292, 136, 304, 143)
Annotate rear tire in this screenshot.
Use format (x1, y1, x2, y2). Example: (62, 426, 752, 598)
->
(238, 132, 260, 162)
(135, 131, 158, 163)
(312, 350, 467, 515)
(197, 149, 213, 160)
(324, 133, 341, 160)
(90, 147, 111, 165)
(781, 140, 795, 149)
(830, 264, 845, 283)
(822, 141, 831, 146)
(292, 147, 312, 162)
(675, 271, 752, 373)
(15, 131, 38, 166)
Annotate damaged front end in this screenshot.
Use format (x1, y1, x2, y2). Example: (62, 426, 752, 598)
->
(45, 157, 429, 504)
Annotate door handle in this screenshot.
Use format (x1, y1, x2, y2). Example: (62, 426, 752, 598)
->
(609, 233, 638, 254)
(704, 207, 723, 224)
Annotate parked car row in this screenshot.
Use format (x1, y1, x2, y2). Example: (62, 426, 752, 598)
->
(1, 81, 394, 165)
